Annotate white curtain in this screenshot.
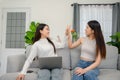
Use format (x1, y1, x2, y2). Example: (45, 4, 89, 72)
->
(79, 5, 112, 42)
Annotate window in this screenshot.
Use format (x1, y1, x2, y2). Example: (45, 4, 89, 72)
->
(79, 5, 112, 42)
(2, 8, 30, 49)
(6, 12, 26, 48)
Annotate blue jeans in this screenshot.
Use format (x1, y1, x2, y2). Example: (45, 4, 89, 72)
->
(72, 60, 100, 80)
(37, 69, 63, 80)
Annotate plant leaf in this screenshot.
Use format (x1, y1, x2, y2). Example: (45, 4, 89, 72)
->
(24, 21, 39, 45)
(107, 32, 120, 54)
(31, 22, 35, 27)
(36, 22, 40, 28)
(30, 22, 36, 32)
(25, 39, 33, 45)
(110, 35, 117, 40)
(116, 32, 120, 37)
(116, 32, 120, 41)
(25, 31, 35, 40)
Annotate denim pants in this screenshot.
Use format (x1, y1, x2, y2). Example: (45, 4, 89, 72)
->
(37, 69, 63, 80)
(72, 60, 100, 80)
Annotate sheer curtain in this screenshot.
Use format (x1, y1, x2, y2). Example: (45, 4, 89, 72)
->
(79, 5, 112, 42)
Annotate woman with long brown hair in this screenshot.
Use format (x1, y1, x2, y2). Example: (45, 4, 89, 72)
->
(66, 20, 106, 80)
(16, 23, 64, 80)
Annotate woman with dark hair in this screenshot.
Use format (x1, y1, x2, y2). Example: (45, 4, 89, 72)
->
(16, 23, 64, 80)
(66, 20, 106, 80)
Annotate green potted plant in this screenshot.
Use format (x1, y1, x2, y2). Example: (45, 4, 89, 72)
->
(107, 32, 120, 69)
(107, 32, 120, 54)
(71, 29, 79, 41)
(25, 21, 40, 45)
(24, 21, 39, 57)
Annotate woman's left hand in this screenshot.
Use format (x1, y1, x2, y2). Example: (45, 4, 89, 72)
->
(74, 67, 87, 76)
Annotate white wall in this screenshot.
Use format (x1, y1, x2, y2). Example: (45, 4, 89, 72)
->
(0, 0, 120, 75)
(0, 2, 1, 45)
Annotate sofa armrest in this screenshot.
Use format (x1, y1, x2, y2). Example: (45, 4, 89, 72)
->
(118, 54, 120, 70)
(7, 54, 26, 73)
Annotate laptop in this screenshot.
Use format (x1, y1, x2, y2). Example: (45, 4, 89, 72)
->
(39, 56, 62, 69)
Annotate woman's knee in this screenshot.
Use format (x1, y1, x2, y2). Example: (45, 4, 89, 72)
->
(51, 69, 63, 80)
(84, 70, 97, 79)
(38, 69, 50, 77)
(51, 69, 63, 76)
(84, 69, 99, 77)
(72, 73, 83, 80)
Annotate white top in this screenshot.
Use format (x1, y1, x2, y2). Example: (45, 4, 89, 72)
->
(81, 37, 96, 61)
(20, 38, 65, 75)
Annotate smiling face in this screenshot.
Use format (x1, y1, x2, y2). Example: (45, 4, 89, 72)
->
(85, 24, 94, 36)
(40, 26, 50, 38)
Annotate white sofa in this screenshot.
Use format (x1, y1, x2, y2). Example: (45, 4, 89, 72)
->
(0, 45, 120, 80)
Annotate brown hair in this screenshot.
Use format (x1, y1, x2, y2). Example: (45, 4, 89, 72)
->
(88, 20, 106, 59)
(33, 23, 56, 53)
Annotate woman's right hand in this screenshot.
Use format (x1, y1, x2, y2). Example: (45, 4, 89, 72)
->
(16, 74, 25, 80)
(65, 25, 71, 37)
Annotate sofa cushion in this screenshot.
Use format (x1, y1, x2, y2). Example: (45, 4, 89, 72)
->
(98, 69, 120, 80)
(7, 54, 26, 73)
(70, 69, 120, 80)
(70, 46, 81, 69)
(25, 45, 39, 68)
(98, 45, 118, 69)
(117, 54, 120, 70)
(0, 72, 38, 80)
(57, 47, 71, 69)
(27, 68, 40, 73)
(29, 59, 39, 68)
(25, 45, 32, 58)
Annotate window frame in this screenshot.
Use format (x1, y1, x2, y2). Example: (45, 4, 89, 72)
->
(1, 8, 30, 51)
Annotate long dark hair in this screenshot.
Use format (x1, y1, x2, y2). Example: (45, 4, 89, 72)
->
(88, 20, 106, 59)
(33, 23, 56, 53)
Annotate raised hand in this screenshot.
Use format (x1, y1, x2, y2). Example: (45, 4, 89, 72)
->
(65, 25, 71, 37)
